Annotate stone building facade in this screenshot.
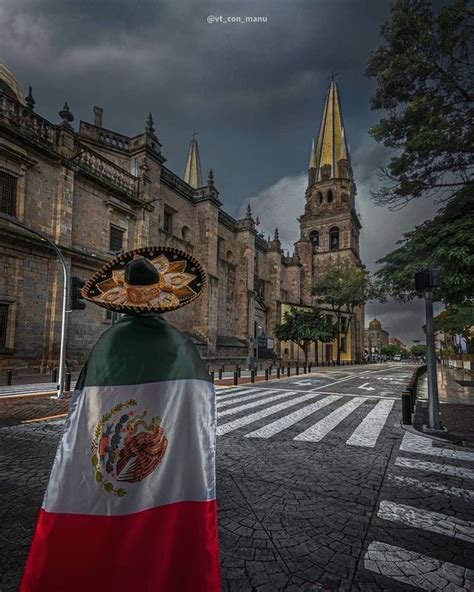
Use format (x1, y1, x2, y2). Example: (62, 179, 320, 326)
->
(0, 63, 364, 373)
(364, 318, 390, 356)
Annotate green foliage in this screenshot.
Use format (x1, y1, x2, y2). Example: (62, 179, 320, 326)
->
(410, 343, 428, 356)
(375, 188, 474, 304)
(274, 307, 337, 362)
(367, 0, 473, 207)
(381, 344, 403, 357)
(435, 303, 474, 340)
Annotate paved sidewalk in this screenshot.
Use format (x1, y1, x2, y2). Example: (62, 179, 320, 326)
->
(417, 365, 474, 444)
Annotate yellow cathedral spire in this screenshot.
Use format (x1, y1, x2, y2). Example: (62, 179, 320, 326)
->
(183, 131, 203, 189)
(309, 80, 352, 182)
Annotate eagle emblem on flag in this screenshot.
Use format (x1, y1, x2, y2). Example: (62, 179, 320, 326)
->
(90, 400, 168, 497)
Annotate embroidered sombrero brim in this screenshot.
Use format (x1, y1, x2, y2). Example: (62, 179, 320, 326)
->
(82, 246, 206, 314)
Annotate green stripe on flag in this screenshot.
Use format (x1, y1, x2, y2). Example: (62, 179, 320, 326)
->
(77, 313, 210, 387)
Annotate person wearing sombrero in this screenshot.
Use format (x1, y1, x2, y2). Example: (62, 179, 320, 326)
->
(20, 246, 221, 592)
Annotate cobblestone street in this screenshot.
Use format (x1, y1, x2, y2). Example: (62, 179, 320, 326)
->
(1, 364, 473, 591)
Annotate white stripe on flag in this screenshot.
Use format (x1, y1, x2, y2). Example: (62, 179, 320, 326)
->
(217, 392, 320, 436)
(294, 397, 367, 442)
(400, 431, 474, 462)
(219, 390, 299, 417)
(217, 389, 282, 407)
(377, 500, 474, 543)
(346, 399, 394, 447)
(245, 395, 342, 439)
(364, 541, 474, 591)
(395, 457, 474, 481)
(43, 379, 216, 516)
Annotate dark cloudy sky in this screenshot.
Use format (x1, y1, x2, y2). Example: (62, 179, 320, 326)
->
(0, 0, 442, 345)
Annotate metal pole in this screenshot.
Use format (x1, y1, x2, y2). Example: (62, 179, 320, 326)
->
(425, 290, 441, 430)
(0, 214, 69, 399)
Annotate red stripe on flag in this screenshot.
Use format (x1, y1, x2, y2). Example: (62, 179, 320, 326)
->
(20, 500, 221, 592)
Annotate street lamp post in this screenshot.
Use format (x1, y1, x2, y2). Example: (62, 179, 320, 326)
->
(0, 214, 69, 398)
(414, 269, 442, 431)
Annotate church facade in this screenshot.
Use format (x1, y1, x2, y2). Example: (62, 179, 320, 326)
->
(0, 62, 364, 373)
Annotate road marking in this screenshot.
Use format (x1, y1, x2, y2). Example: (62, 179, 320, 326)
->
(309, 391, 399, 400)
(378, 500, 474, 543)
(244, 395, 342, 439)
(395, 457, 474, 481)
(400, 431, 474, 462)
(387, 474, 474, 502)
(217, 389, 281, 407)
(364, 541, 474, 591)
(311, 371, 372, 391)
(217, 392, 321, 436)
(219, 390, 299, 417)
(346, 399, 395, 447)
(293, 380, 313, 386)
(358, 382, 375, 391)
(216, 387, 262, 399)
(294, 397, 368, 442)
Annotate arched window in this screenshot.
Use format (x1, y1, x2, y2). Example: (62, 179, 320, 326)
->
(329, 226, 339, 251)
(309, 230, 319, 248)
(182, 225, 191, 242)
(317, 191, 323, 204)
(327, 189, 333, 203)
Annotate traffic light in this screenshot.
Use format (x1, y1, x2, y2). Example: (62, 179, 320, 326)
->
(71, 276, 86, 310)
(414, 269, 441, 291)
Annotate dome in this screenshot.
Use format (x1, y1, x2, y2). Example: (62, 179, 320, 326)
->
(369, 318, 382, 330)
(0, 61, 26, 105)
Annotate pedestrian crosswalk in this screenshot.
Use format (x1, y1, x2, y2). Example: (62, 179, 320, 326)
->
(216, 386, 396, 446)
(363, 431, 474, 591)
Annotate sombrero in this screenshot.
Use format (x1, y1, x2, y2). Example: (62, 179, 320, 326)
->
(82, 246, 206, 314)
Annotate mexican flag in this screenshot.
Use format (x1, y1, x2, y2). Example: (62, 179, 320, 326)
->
(21, 313, 221, 592)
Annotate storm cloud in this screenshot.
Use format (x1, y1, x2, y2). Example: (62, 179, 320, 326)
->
(0, 0, 441, 344)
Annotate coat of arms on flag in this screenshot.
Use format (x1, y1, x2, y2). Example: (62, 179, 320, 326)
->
(90, 399, 168, 496)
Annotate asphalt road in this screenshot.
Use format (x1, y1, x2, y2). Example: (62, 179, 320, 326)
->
(1, 363, 473, 591)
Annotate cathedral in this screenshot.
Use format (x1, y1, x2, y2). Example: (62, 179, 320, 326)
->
(0, 61, 364, 373)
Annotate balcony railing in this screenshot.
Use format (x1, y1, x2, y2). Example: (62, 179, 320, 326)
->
(161, 165, 194, 200)
(0, 91, 56, 147)
(74, 146, 139, 197)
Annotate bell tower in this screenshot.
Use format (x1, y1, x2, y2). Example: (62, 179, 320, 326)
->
(295, 78, 364, 359)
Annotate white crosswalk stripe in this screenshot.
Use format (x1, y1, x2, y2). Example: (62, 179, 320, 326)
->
(387, 474, 474, 502)
(219, 390, 299, 417)
(364, 541, 474, 591)
(395, 456, 474, 481)
(378, 500, 474, 544)
(217, 389, 284, 408)
(217, 392, 321, 436)
(346, 399, 395, 447)
(294, 397, 368, 442)
(400, 431, 474, 462)
(244, 395, 343, 439)
(216, 387, 262, 400)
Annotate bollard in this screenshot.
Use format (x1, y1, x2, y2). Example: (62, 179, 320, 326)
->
(265, 369, 269, 381)
(218, 368, 223, 380)
(268, 366, 272, 376)
(308, 363, 312, 373)
(6, 369, 12, 386)
(277, 367, 281, 379)
(233, 371, 238, 386)
(65, 371, 72, 392)
(251, 370, 255, 383)
(402, 392, 412, 425)
(281, 365, 284, 374)
(287, 366, 291, 377)
(303, 363, 307, 375)
(210, 371, 215, 384)
(51, 367, 58, 383)
(238, 367, 241, 378)
(296, 365, 299, 376)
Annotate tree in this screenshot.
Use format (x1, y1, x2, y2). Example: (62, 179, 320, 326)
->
(375, 187, 474, 304)
(367, 0, 473, 208)
(435, 303, 474, 352)
(381, 344, 403, 358)
(274, 307, 336, 364)
(311, 266, 381, 364)
(410, 343, 428, 357)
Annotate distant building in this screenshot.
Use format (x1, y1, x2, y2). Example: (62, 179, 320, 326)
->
(364, 318, 389, 355)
